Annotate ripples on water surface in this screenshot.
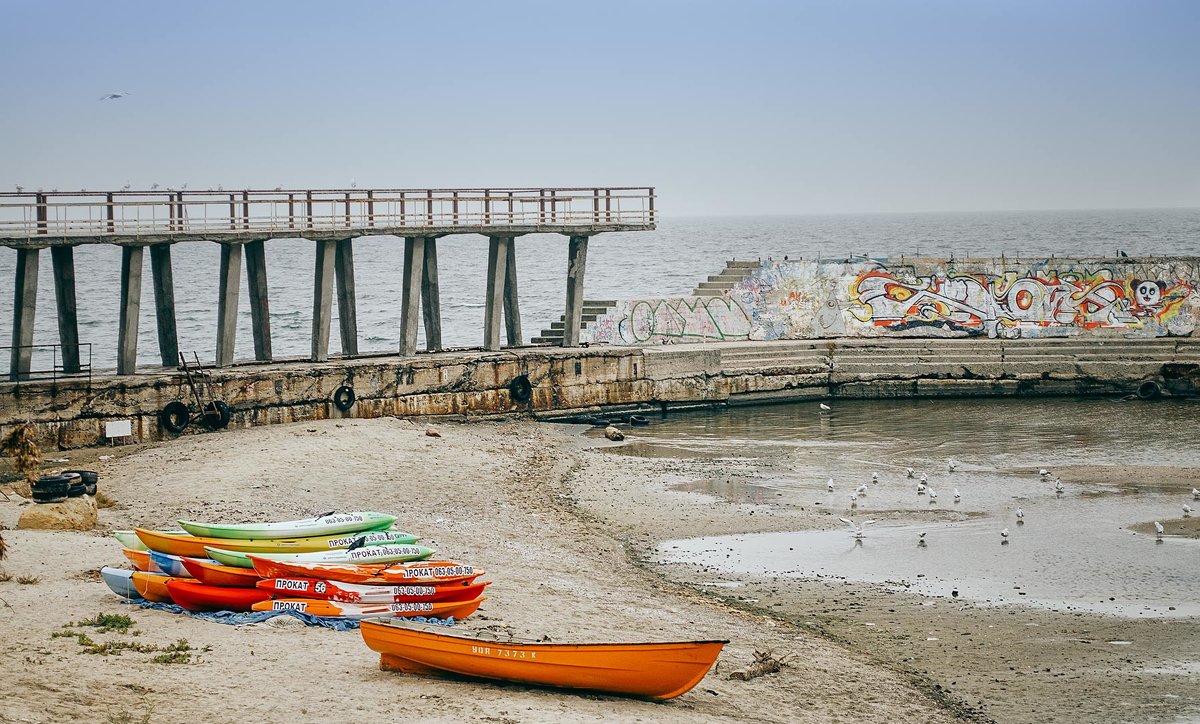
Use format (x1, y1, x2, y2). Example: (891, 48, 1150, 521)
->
(635, 398, 1200, 617)
(2, 209, 1199, 370)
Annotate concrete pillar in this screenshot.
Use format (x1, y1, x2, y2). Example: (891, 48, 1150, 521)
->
(215, 243, 242, 367)
(312, 239, 336, 362)
(398, 237, 425, 357)
(483, 236, 509, 351)
(335, 238, 358, 356)
(244, 239, 272, 361)
(9, 248, 39, 379)
(503, 237, 521, 346)
(420, 237, 441, 351)
(117, 246, 144, 375)
(50, 246, 81, 373)
(149, 244, 179, 367)
(562, 235, 589, 347)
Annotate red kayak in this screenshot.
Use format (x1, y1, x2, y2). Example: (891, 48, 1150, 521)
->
(249, 557, 483, 586)
(255, 577, 489, 604)
(180, 557, 263, 588)
(165, 579, 273, 612)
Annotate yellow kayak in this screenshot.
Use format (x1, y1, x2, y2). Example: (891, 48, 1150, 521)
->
(133, 528, 419, 558)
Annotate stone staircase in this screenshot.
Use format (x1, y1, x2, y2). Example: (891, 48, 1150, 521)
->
(531, 259, 765, 344)
(691, 259, 761, 297)
(530, 300, 619, 344)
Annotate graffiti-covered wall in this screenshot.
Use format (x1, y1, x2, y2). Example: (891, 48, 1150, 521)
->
(581, 257, 1200, 344)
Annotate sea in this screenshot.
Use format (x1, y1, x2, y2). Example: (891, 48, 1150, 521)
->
(1, 208, 1199, 372)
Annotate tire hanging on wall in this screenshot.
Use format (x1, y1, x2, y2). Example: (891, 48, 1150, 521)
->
(160, 400, 191, 435)
(201, 400, 232, 430)
(333, 385, 356, 412)
(508, 375, 533, 404)
(1136, 380, 1162, 401)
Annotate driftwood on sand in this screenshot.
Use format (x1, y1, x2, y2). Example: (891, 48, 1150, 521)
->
(728, 649, 794, 681)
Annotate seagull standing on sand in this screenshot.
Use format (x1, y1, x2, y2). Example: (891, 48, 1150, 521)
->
(1001, 528, 1010, 544)
(839, 518, 875, 539)
(1016, 507, 1025, 524)
(948, 459, 958, 472)
(918, 531, 927, 547)
(872, 472, 879, 483)
(953, 488, 961, 502)
(906, 467, 915, 479)
(920, 473, 929, 483)
(819, 403, 831, 411)
(1184, 505, 1193, 518)
(856, 484, 869, 497)
(928, 489, 938, 503)
(849, 494, 858, 510)
(917, 482, 927, 495)
(827, 478, 835, 492)
(1192, 488, 1199, 500)
(1154, 521, 1165, 540)
(1039, 469, 1051, 478)
(1055, 479, 1064, 495)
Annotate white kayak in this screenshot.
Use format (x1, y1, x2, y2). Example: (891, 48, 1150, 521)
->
(206, 543, 436, 569)
(178, 511, 396, 540)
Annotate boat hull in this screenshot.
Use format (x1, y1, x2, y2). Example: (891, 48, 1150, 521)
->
(179, 557, 263, 588)
(130, 571, 177, 603)
(178, 512, 396, 540)
(210, 544, 434, 569)
(250, 558, 483, 586)
(256, 577, 489, 603)
(165, 579, 273, 612)
(101, 567, 141, 600)
(253, 596, 485, 620)
(360, 622, 726, 700)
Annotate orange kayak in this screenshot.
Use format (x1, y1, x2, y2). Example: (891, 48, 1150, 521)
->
(122, 548, 154, 572)
(165, 579, 273, 612)
(361, 621, 727, 700)
(249, 557, 483, 586)
(252, 596, 485, 620)
(130, 571, 177, 603)
(180, 557, 263, 588)
(256, 577, 489, 603)
(134, 528, 414, 558)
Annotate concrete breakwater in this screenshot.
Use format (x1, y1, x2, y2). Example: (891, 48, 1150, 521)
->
(579, 256, 1200, 345)
(3, 336, 1197, 449)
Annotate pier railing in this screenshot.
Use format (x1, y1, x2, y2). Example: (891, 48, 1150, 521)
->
(0, 187, 655, 242)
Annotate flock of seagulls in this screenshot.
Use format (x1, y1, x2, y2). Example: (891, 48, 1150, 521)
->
(830, 462, 1193, 547)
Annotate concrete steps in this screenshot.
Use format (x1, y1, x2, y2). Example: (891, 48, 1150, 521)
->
(689, 260, 760, 296)
(531, 299, 618, 344)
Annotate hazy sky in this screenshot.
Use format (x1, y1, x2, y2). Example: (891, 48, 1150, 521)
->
(1, 0, 1197, 215)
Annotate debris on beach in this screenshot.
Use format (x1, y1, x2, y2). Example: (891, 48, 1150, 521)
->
(605, 426, 625, 441)
(728, 648, 793, 681)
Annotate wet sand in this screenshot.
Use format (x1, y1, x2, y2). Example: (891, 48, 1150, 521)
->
(569, 436, 1200, 724)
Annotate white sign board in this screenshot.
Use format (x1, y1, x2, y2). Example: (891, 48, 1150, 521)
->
(105, 420, 133, 439)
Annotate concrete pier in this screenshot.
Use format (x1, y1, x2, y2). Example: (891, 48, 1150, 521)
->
(0, 186, 655, 375)
(3, 337, 1197, 449)
(562, 235, 589, 347)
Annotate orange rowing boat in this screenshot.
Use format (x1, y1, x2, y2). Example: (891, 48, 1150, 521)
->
(360, 621, 726, 700)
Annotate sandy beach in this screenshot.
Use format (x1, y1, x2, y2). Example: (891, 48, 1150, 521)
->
(1, 417, 953, 724)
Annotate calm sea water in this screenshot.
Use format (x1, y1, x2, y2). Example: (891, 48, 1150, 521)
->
(2, 208, 1199, 372)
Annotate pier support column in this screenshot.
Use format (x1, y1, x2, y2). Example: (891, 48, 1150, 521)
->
(503, 238, 521, 346)
(245, 240, 272, 361)
(215, 243, 242, 367)
(50, 246, 80, 373)
(398, 237, 425, 357)
(117, 246, 144, 375)
(483, 236, 510, 351)
(335, 238, 358, 357)
(420, 237, 441, 351)
(562, 235, 589, 347)
(149, 244, 179, 367)
(312, 239, 336, 362)
(9, 248, 39, 380)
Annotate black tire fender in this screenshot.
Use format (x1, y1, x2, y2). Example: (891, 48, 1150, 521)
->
(509, 375, 533, 404)
(201, 400, 232, 431)
(1136, 380, 1162, 401)
(160, 400, 190, 435)
(332, 385, 356, 412)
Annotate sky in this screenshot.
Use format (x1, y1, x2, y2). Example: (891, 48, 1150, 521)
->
(0, 0, 1197, 216)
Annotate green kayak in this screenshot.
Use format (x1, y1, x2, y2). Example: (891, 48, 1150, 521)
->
(178, 512, 396, 540)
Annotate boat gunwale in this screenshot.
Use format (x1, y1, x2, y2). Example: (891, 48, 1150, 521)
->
(362, 619, 730, 648)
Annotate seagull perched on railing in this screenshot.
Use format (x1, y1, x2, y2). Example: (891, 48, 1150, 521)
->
(839, 518, 875, 539)
(99, 91, 131, 101)
(14, 184, 23, 193)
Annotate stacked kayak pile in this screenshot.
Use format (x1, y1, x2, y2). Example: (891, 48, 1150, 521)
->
(101, 512, 488, 622)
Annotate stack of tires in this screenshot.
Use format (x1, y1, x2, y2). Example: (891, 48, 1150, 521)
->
(30, 470, 99, 503)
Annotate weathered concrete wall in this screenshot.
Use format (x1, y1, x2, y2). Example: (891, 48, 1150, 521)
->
(582, 257, 1200, 345)
(3, 338, 1197, 449)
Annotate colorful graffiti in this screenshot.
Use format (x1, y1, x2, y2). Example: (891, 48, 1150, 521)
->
(580, 259, 1200, 345)
(848, 270, 1195, 338)
(582, 296, 752, 345)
